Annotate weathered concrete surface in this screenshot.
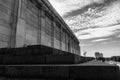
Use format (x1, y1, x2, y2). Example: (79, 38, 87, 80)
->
(0, 46, 83, 65)
(0, 54, 80, 65)
(0, 64, 119, 80)
(81, 60, 117, 66)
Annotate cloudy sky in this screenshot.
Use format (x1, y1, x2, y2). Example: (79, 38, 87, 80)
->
(48, 0, 120, 57)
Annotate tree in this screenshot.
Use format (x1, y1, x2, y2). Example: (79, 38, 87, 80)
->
(83, 51, 87, 57)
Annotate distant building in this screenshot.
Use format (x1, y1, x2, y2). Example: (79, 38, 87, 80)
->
(95, 52, 100, 59)
(95, 52, 104, 61)
(0, 0, 80, 55)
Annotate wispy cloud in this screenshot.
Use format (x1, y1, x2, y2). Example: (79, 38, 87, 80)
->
(49, 0, 110, 16)
(75, 25, 120, 39)
(92, 38, 108, 42)
(49, 0, 120, 57)
(49, 0, 120, 40)
(117, 35, 120, 38)
(63, 0, 120, 40)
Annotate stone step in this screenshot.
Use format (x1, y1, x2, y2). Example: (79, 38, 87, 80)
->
(0, 65, 119, 80)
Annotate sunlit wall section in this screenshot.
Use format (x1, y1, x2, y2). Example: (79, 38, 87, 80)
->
(25, 0, 39, 45)
(54, 22, 61, 49)
(73, 40, 76, 54)
(70, 38, 74, 53)
(65, 33, 69, 52)
(40, 9, 46, 46)
(16, 0, 39, 47)
(45, 13, 52, 47)
(61, 28, 66, 51)
(16, 0, 26, 47)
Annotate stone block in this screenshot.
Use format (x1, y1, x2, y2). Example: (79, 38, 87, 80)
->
(45, 54, 75, 64)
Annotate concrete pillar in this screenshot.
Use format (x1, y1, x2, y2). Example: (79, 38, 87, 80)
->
(78, 43, 81, 56)
(53, 21, 56, 48)
(68, 36, 71, 53)
(40, 9, 46, 46)
(51, 19, 54, 48)
(37, 10, 41, 44)
(9, 0, 19, 48)
(66, 33, 69, 52)
(15, 0, 26, 47)
(60, 26, 62, 50)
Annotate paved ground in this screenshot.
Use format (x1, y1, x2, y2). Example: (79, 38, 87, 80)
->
(106, 61, 120, 67)
(0, 60, 119, 80)
(80, 60, 117, 66)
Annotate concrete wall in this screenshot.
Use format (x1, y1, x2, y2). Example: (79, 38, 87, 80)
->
(25, 1, 39, 45)
(16, 0, 39, 47)
(0, 0, 13, 48)
(0, 0, 80, 55)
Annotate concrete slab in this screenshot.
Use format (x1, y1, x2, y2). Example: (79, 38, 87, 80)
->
(80, 60, 117, 66)
(0, 64, 119, 80)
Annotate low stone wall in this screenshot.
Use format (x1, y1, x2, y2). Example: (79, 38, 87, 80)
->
(0, 45, 84, 65)
(0, 65, 119, 80)
(0, 54, 81, 65)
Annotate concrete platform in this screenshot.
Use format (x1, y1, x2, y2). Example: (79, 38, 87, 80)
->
(0, 62, 119, 80)
(0, 46, 83, 65)
(80, 60, 117, 66)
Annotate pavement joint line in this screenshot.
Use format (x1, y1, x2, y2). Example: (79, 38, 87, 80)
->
(0, 61, 118, 66)
(0, 65, 117, 66)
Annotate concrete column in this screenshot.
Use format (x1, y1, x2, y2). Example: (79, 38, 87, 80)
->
(40, 9, 46, 46)
(65, 33, 68, 52)
(9, 0, 19, 48)
(79, 45, 81, 56)
(51, 20, 54, 48)
(60, 26, 62, 50)
(37, 10, 41, 44)
(68, 36, 70, 53)
(53, 21, 57, 49)
(16, 0, 26, 47)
